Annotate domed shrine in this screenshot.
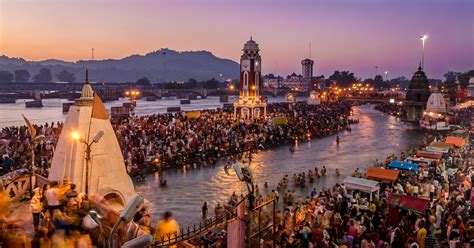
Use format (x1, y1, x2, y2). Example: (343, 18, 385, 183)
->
(426, 92, 447, 114)
(468, 77, 474, 98)
(404, 65, 431, 123)
(420, 91, 449, 130)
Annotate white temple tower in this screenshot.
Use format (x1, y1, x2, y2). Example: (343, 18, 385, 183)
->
(48, 70, 136, 208)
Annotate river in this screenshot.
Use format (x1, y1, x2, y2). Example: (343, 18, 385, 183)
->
(1, 97, 424, 226)
(0, 96, 298, 128)
(133, 104, 424, 226)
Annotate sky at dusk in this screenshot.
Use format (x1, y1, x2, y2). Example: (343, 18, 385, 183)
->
(1, 0, 472, 79)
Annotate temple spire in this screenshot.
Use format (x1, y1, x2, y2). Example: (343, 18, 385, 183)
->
(85, 68, 89, 84)
(418, 61, 422, 71)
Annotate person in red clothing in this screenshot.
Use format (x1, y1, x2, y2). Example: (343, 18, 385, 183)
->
(311, 224, 324, 245)
(347, 219, 358, 245)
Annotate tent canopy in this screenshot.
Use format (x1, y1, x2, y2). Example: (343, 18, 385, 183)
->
(416, 150, 442, 160)
(405, 157, 430, 167)
(429, 141, 454, 149)
(389, 194, 430, 213)
(425, 146, 450, 153)
(343, 176, 380, 193)
(388, 161, 419, 173)
(366, 167, 400, 182)
(445, 136, 466, 147)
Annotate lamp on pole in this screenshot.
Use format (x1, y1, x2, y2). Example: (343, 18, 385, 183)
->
(420, 34, 428, 70)
(71, 130, 104, 198)
(30, 135, 45, 193)
(162, 51, 167, 83)
(384, 71, 388, 81)
(125, 90, 140, 116)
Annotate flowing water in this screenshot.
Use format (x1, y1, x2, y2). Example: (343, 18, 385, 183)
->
(134, 104, 424, 226)
(0, 97, 424, 226)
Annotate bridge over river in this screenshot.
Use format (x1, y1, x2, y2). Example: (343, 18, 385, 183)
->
(0, 82, 287, 102)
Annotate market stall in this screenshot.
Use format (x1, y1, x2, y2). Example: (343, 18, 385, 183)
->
(343, 176, 380, 201)
(445, 136, 466, 148)
(415, 150, 443, 160)
(365, 167, 400, 183)
(388, 161, 419, 173)
(387, 194, 430, 226)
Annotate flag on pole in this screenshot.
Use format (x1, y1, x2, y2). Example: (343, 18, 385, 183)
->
(91, 93, 109, 120)
(22, 114, 37, 138)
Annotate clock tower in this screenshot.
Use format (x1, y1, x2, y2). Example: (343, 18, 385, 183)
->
(234, 37, 267, 119)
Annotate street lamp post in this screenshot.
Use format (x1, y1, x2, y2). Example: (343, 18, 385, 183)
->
(384, 71, 388, 81)
(125, 90, 140, 116)
(420, 34, 428, 70)
(162, 52, 167, 83)
(30, 135, 45, 194)
(72, 131, 104, 197)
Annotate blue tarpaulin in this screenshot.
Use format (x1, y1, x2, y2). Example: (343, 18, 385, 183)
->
(389, 161, 419, 173)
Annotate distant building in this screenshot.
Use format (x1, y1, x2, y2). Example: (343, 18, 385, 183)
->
(234, 37, 267, 119)
(468, 77, 474, 98)
(301, 58, 314, 80)
(263, 58, 321, 91)
(405, 65, 431, 123)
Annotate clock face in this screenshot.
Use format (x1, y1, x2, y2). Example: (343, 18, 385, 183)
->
(255, 61, 260, 70)
(242, 60, 250, 71)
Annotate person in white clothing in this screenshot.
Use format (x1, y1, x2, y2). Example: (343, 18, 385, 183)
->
(45, 181, 61, 210)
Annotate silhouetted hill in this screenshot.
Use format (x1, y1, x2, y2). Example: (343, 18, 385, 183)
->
(0, 48, 239, 82)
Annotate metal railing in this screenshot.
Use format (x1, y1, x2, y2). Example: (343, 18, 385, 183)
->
(153, 196, 249, 247)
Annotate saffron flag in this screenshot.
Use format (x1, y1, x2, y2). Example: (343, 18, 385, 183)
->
(22, 114, 37, 138)
(91, 93, 109, 120)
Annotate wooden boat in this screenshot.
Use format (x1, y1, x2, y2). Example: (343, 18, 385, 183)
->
(167, 106, 181, 112)
(25, 100, 43, 108)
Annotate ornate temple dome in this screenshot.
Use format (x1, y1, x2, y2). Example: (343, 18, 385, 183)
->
(243, 37, 260, 52)
(75, 69, 94, 106)
(426, 92, 447, 113)
(405, 65, 431, 103)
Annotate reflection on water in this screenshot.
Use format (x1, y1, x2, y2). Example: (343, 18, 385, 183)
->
(135, 104, 424, 226)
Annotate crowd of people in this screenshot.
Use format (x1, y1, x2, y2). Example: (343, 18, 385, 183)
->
(0, 100, 472, 247)
(0, 102, 353, 180)
(0, 122, 62, 177)
(247, 131, 473, 248)
(112, 101, 354, 175)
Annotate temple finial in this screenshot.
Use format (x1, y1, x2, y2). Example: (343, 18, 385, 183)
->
(418, 62, 422, 71)
(85, 68, 89, 84)
(250, 36, 252, 41)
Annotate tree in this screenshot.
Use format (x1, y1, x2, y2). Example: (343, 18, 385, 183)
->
(33, 68, 52, 83)
(264, 73, 275, 79)
(56, 69, 75, 83)
(327, 71, 358, 86)
(202, 78, 220, 89)
(136, 77, 151, 85)
(14, 70, 30, 83)
(0, 70, 14, 83)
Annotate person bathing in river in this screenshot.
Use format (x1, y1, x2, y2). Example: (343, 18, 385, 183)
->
(336, 135, 340, 145)
(202, 202, 208, 220)
(322, 166, 327, 176)
(336, 168, 340, 177)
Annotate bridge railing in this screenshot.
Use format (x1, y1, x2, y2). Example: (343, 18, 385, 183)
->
(153, 195, 250, 247)
(0, 169, 31, 199)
